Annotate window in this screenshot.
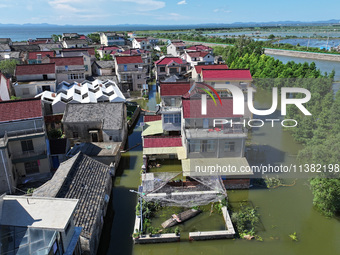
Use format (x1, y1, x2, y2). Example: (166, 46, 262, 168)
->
(207, 140, 216, 152)
(37, 54, 42, 60)
(211, 82, 215, 86)
(124, 65, 127, 71)
(225, 81, 230, 84)
(160, 67, 165, 72)
(181, 67, 186, 72)
(203, 119, 209, 129)
(170, 68, 177, 74)
(137, 74, 141, 79)
(73, 132, 78, 138)
(65, 65, 68, 71)
(137, 84, 142, 89)
(224, 142, 235, 152)
(135, 65, 138, 68)
(164, 114, 180, 124)
(68, 73, 84, 80)
(189, 140, 201, 153)
(21, 140, 34, 152)
(24, 161, 39, 175)
(84, 65, 88, 71)
(202, 140, 216, 152)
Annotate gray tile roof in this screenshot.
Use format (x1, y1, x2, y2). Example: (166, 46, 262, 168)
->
(0, 44, 11, 52)
(95, 60, 115, 69)
(63, 102, 124, 130)
(33, 152, 112, 238)
(64, 39, 88, 45)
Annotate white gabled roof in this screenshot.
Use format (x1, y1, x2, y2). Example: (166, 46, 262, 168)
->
(36, 79, 126, 106)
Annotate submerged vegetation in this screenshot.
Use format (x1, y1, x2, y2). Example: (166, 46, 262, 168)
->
(231, 203, 260, 238)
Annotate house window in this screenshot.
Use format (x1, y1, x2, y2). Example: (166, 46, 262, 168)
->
(137, 84, 142, 89)
(207, 140, 216, 152)
(203, 119, 209, 129)
(181, 67, 186, 72)
(211, 82, 215, 86)
(124, 65, 127, 71)
(189, 140, 201, 153)
(225, 81, 230, 84)
(170, 68, 177, 74)
(73, 132, 78, 138)
(164, 114, 180, 124)
(37, 54, 42, 60)
(135, 65, 138, 68)
(65, 65, 68, 71)
(160, 67, 165, 72)
(24, 161, 39, 175)
(84, 65, 88, 71)
(137, 74, 141, 79)
(170, 98, 176, 107)
(202, 140, 216, 152)
(21, 140, 34, 152)
(224, 142, 235, 152)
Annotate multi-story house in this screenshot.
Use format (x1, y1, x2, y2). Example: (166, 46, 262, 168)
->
(167, 40, 186, 57)
(62, 102, 127, 146)
(14, 63, 57, 98)
(62, 39, 88, 49)
(180, 85, 253, 188)
(49, 56, 91, 83)
(115, 55, 147, 91)
(132, 37, 152, 50)
(185, 44, 213, 54)
(117, 48, 152, 72)
(0, 195, 82, 255)
(154, 56, 190, 82)
(191, 64, 228, 81)
(0, 98, 50, 194)
(97, 46, 122, 58)
(181, 51, 214, 67)
(27, 51, 54, 64)
(100, 32, 126, 46)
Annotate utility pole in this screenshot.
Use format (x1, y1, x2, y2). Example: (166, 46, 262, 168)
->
(130, 187, 145, 233)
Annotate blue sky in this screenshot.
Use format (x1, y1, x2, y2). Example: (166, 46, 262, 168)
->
(0, 0, 339, 25)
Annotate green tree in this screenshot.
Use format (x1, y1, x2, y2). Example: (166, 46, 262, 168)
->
(268, 34, 275, 40)
(0, 59, 19, 76)
(101, 54, 113, 61)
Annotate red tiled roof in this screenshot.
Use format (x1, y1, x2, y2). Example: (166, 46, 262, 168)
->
(201, 69, 252, 81)
(62, 47, 95, 56)
(79, 35, 86, 39)
(99, 46, 120, 51)
(115, 55, 143, 64)
(144, 115, 162, 122)
(186, 45, 212, 51)
(160, 82, 191, 96)
(171, 41, 186, 47)
(155, 57, 183, 66)
(15, 63, 56, 76)
(143, 136, 182, 148)
(182, 98, 242, 119)
(194, 64, 228, 74)
(187, 51, 210, 58)
(28, 51, 54, 60)
(0, 98, 43, 122)
(49, 56, 84, 66)
(135, 37, 148, 42)
(120, 49, 150, 55)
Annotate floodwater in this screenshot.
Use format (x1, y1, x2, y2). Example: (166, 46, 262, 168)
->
(99, 85, 340, 255)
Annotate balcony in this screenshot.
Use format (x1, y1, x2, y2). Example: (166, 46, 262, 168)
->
(10, 149, 47, 162)
(185, 126, 247, 140)
(56, 68, 85, 74)
(6, 127, 45, 140)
